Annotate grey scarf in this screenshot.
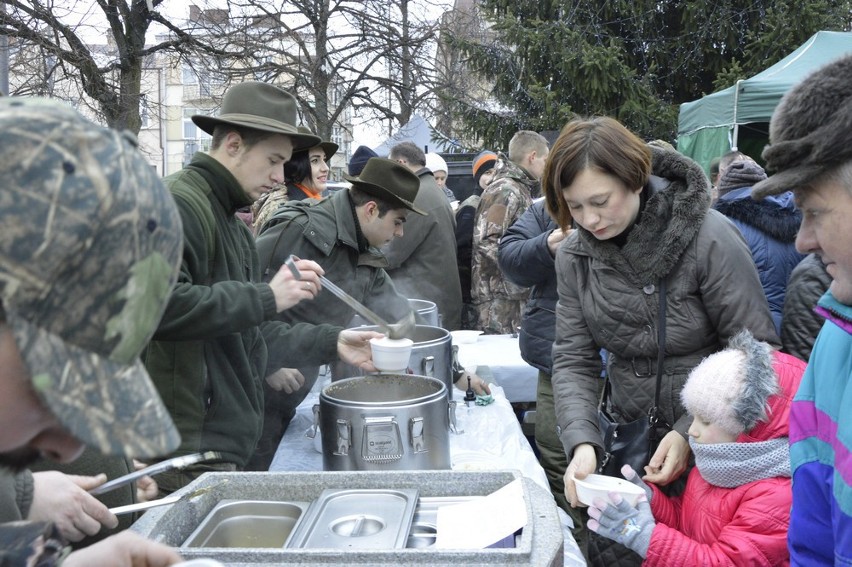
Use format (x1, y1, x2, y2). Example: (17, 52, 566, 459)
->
(689, 437, 790, 488)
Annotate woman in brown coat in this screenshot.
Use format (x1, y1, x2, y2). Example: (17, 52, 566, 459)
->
(543, 117, 778, 565)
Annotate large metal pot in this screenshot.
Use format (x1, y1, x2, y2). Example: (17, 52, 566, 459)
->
(316, 375, 452, 471)
(340, 325, 454, 398)
(408, 298, 439, 327)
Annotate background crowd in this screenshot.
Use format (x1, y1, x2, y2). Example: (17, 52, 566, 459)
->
(1, 53, 851, 567)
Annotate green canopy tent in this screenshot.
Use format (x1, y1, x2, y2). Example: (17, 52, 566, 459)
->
(677, 31, 852, 174)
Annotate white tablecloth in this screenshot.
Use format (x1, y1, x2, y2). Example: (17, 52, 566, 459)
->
(270, 374, 586, 566)
(456, 334, 539, 403)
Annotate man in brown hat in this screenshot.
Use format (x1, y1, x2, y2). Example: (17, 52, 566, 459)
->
(751, 54, 852, 565)
(250, 157, 423, 469)
(144, 81, 382, 492)
(253, 157, 491, 469)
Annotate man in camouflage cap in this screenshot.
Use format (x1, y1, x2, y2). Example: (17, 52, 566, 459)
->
(0, 98, 184, 564)
(751, 54, 852, 565)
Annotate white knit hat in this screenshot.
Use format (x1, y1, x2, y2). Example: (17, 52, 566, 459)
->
(425, 152, 448, 174)
(681, 330, 779, 437)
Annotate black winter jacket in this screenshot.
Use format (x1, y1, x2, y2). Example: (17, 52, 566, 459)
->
(498, 199, 558, 373)
(781, 253, 832, 362)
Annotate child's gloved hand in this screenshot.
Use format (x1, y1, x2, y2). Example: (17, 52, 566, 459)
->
(587, 492, 655, 558)
(621, 464, 653, 502)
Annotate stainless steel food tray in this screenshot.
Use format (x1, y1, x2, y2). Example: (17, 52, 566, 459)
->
(181, 499, 310, 548)
(288, 488, 419, 549)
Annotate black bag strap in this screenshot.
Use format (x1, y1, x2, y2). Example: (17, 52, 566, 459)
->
(649, 277, 667, 427)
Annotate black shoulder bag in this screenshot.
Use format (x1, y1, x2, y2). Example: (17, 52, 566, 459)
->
(597, 278, 669, 476)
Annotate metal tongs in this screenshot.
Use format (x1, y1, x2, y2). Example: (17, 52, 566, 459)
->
(89, 451, 220, 496)
(108, 479, 228, 516)
(285, 255, 415, 339)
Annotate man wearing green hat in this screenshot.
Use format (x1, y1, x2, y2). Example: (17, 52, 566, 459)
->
(252, 157, 491, 470)
(252, 157, 422, 469)
(144, 81, 382, 492)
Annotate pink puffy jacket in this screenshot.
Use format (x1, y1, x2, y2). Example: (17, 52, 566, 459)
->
(643, 351, 805, 567)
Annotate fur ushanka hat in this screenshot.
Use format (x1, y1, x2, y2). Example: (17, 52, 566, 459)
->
(681, 330, 780, 437)
(753, 54, 852, 198)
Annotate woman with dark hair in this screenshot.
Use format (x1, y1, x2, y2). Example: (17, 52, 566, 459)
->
(543, 116, 778, 565)
(252, 127, 338, 232)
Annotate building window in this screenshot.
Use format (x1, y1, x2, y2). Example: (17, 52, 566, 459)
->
(140, 94, 151, 129)
(183, 108, 211, 165)
(182, 64, 198, 85)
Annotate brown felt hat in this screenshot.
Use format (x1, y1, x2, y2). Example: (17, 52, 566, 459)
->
(192, 82, 321, 150)
(344, 158, 426, 215)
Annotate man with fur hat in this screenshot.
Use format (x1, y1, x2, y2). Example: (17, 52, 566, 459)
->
(750, 54, 852, 565)
(144, 82, 382, 492)
(0, 98, 185, 564)
(588, 330, 804, 565)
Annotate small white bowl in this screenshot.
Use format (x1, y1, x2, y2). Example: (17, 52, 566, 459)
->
(450, 330, 483, 344)
(574, 473, 645, 507)
(369, 337, 413, 373)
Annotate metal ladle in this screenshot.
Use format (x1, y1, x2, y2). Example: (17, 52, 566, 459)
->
(285, 256, 415, 340)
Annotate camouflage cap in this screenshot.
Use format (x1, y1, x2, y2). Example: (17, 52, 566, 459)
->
(0, 97, 183, 459)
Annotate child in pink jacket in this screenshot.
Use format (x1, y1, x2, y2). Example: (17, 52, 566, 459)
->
(588, 330, 804, 566)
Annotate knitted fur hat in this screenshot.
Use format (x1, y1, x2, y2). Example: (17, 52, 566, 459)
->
(717, 159, 767, 197)
(753, 54, 852, 198)
(681, 330, 780, 436)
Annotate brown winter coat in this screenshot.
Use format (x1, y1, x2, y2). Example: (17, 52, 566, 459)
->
(551, 147, 779, 462)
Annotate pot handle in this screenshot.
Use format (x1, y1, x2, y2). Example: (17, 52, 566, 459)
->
(334, 419, 351, 456)
(449, 401, 463, 435)
(305, 404, 320, 439)
(420, 356, 435, 376)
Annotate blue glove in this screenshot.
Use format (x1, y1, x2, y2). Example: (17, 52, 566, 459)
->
(621, 464, 653, 502)
(588, 493, 655, 558)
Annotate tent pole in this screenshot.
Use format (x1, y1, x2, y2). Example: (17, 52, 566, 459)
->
(731, 79, 744, 150)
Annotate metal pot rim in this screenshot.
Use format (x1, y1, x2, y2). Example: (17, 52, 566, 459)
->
(344, 324, 449, 347)
(321, 374, 447, 407)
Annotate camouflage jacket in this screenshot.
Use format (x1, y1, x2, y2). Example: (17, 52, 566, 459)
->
(0, 521, 65, 566)
(471, 155, 539, 334)
(252, 182, 320, 234)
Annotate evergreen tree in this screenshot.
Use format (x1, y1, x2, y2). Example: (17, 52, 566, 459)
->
(443, 0, 851, 149)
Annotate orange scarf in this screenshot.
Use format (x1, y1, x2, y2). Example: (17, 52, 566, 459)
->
(295, 182, 323, 200)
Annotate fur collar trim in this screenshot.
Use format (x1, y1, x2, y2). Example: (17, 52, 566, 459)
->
(714, 196, 802, 243)
(572, 147, 711, 287)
